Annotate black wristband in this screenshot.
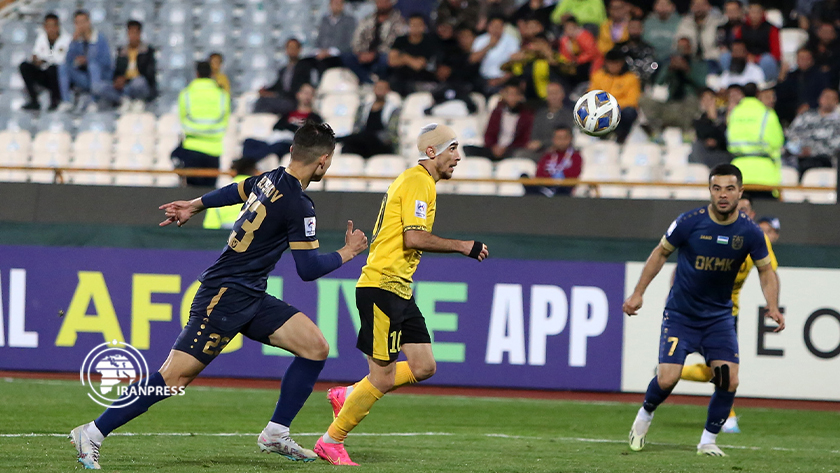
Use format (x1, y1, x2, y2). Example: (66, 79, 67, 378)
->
(468, 241, 484, 259)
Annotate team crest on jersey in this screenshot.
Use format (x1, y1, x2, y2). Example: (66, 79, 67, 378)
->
(732, 235, 743, 250)
(415, 200, 427, 219)
(304, 217, 316, 237)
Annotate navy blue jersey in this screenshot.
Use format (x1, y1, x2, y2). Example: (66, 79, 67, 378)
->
(662, 206, 770, 322)
(199, 167, 319, 295)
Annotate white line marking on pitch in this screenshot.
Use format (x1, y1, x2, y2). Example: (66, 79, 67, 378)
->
(2, 432, 837, 454)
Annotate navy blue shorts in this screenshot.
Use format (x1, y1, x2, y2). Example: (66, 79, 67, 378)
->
(658, 311, 739, 365)
(173, 285, 300, 365)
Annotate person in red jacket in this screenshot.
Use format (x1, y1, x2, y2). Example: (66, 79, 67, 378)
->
(526, 126, 583, 196)
(558, 16, 603, 89)
(722, 2, 779, 83)
(465, 81, 534, 161)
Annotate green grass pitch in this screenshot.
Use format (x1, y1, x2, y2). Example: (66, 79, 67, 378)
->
(1, 378, 838, 472)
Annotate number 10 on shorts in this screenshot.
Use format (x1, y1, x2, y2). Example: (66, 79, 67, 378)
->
(389, 330, 402, 354)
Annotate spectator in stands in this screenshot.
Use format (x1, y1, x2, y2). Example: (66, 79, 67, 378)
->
(338, 80, 401, 158)
(716, 0, 744, 52)
(465, 80, 533, 160)
(502, 33, 561, 103)
(313, 0, 357, 74)
(58, 9, 112, 112)
(527, 126, 582, 196)
(243, 83, 323, 162)
(484, 0, 518, 20)
(775, 48, 830, 124)
(19, 13, 69, 111)
(202, 158, 260, 230)
(550, 0, 607, 35)
(526, 81, 574, 159)
(436, 0, 481, 32)
(725, 82, 745, 116)
(426, 59, 479, 114)
(431, 25, 483, 98)
(470, 16, 520, 95)
(99, 20, 157, 111)
(641, 37, 707, 135)
(344, 0, 406, 83)
(171, 61, 230, 188)
(644, 0, 681, 65)
(590, 49, 640, 144)
(722, 2, 779, 83)
(434, 19, 459, 65)
(807, 23, 840, 88)
(719, 40, 765, 90)
(674, 0, 724, 73)
(388, 14, 437, 96)
(614, 18, 659, 85)
(756, 216, 780, 244)
(557, 15, 602, 89)
(759, 85, 776, 109)
(511, 0, 555, 30)
(690, 87, 732, 167)
(785, 88, 840, 179)
(209, 53, 230, 94)
(254, 38, 316, 116)
(727, 82, 783, 199)
(598, 0, 631, 55)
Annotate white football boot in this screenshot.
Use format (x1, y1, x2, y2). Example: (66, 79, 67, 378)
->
(258, 429, 318, 462)
(69, 424, 101, 469)
(697, 443, 727, 456)
(629, 411, 653, 452)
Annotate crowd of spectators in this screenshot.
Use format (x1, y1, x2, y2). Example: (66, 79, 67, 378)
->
(8, 0, 840, 189)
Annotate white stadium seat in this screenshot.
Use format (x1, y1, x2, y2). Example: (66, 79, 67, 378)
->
(318, 68, 359, 95)
(324, 154, 366, 192)
(579, 141, 620, 167)
(156, 114, 182, 142)
(577, 162, 625, 198)
(667, 163, 709, 200)
(239, 113, 276, 141)
(400, 92, 434, 120)
(620, 143, 662, 169)
(495, 158, 537, 196)
(320, 93, 360, 123)
(781, 28, 808, 69)
(69, 131, 114, 185)
(365, 154, 406, 192)
(31, 131, 71, 183)
(454, 157, 496, 195)
(116, 112, 156, 137)
(0, 130, 31, 182)
(797, 168, 836, 204)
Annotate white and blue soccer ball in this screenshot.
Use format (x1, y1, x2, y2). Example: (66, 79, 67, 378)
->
(573, 89, 621, 137)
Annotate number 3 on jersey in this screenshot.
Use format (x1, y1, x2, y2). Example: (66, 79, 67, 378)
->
(228, 194, 266, 253)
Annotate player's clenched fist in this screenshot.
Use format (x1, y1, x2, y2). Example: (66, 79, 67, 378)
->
(623, 293, 643, 316)
(338, 220, 367, 264)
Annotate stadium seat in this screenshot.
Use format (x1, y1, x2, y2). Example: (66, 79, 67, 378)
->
(365, 154, 406, 192)
(82, 0, 112, 28)
(0, 111, 35, 134)
(620, 143, 663, 169)
(577, 162, 624, 198)
(454, 157, 496, 195)
(239, 113, 277, 141)
(662, 143, 691, 172)
(446, 117, 483, 146)
(234, 92, 260, 117)
(668, 163, 709, 200)
(799, 168, 837, 204)
(429, 101, 470, 118)
(156, 114, 183, 143)
(233, 70, 276, 97)
(765, 9, 783, 28)
(72, 131, 114, 171)
(781, 166, 799, 186)
(116, 113, 156, 137)
(31, 131, 72, 183)
(0, 68, 25, 91)
(196, 28, 233, 55)
(401, 92, 434, 120)
(781, 29, 808, 69)
(113, 136, 156, 187)
(324, 154, 366, 192)
(157, 69, 192, 95)
(119, 1, 155, 24)
(0, 21, 32, 46)
(152, 158, 180, 188)
(0, 90, 28, 112)
(318, 68, 359, 95)
(629, 185, 672, 200)
(579, 141, 620, 167)
(495, 157, 537, 196)
(470, 92, 487, 117)
(77, 112, 116, 133)
(486, 94, 501, 113)
(662, 127, 683, 148)
(0, 130, 31, 182)
(320, 94, 360, 123)
(37, 113, 74, 134)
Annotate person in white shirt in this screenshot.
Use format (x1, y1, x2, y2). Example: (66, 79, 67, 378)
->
(718, 40, 765, 90)
(470, 15, 520, 94)
(19, 13, 71, 110)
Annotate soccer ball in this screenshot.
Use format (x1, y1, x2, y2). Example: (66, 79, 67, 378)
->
(573, 90, 621, 137)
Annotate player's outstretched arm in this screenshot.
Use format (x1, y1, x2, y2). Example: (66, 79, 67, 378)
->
(159, 198, 205, 227)
(404, 230, 489, 261)
(159, 179, 254, 227)
(757, 264, 785, 332)
(623, 242, 673, 316)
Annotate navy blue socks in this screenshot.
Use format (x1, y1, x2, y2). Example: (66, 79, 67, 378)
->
(271, 357, 326, 427)
(94, 372, 172, 437)
(642, 376, 673, 413)
(705, 389, 736, 434)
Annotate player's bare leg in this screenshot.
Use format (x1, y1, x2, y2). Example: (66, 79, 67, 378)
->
(258, 312, 329, 462)
(698, 360, 739, 456)
(317, 344, 435, 465)
(71, 350, 206, 469)
(630, 363, 682, 451)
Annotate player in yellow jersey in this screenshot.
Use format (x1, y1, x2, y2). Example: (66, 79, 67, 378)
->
(680, 195, 779, 433)
(313, 124, 489, 465)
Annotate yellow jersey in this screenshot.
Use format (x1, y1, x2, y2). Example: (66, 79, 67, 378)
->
(357, 165, 437, 299)
(731, 233, 778, 316)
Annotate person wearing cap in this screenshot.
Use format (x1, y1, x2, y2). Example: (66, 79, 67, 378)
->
(313, 124, 489, 466)
(680, 194, 779, 434)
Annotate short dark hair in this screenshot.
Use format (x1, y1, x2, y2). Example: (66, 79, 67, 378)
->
(739, 193, 753, 205)
(742, 82, 758, 97)
(127, 20, 142, 30)
(408, 13, 426, 23)
(487, 15, 506, 25)
(196, 61, 212, 78)
(709, 163, 743, 186)
(698, 86, 715, 96)
(44, 13, 59, 22)
(209, 52, 224, 61)
(73, 9, 89, 19)
(231, 158, 258, 176)
(727, 84, 743, 93)
(605, 48, 625, 62)
(502, 79, 520, 90)
(563, 15, 579, 25)
(725, 0, 743, 6)
(532, 32, 549, 42)
(731, 39, 747, 48)
(286, 37, 301, 47)
(797, 46, 814, 56)
(554, 125, 572, 134)
(291, 122, 336, 165)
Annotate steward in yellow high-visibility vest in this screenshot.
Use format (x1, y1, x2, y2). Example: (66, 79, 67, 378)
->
(727, 84, 783, 199)
(171, 61, 230, 187)
(202, 158, 259, 229)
